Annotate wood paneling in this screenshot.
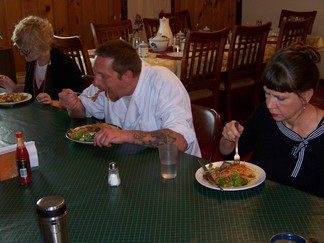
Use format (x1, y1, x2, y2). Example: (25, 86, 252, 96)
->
(174, 0, 236, 31)
(0, 0, 119, 72)
(0, 0, 235, 72)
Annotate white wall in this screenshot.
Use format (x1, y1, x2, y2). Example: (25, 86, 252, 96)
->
(242, 0, 324, 37)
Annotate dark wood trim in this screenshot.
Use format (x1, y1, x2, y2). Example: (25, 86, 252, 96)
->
(121, 0, 127, 20)
(236, 0, 242, 25)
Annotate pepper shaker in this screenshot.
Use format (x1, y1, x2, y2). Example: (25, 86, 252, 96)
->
(108, 162, 121, 186)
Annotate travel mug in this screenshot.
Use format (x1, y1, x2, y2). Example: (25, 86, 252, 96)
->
(36, 195, 70, 243)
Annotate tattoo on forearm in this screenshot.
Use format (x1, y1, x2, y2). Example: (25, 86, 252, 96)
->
(133, 129, 176, 147)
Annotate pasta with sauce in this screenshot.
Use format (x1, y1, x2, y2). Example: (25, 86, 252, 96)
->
(208, 163, 256, 188)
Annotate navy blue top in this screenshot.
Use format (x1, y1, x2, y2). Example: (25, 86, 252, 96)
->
(223, 103, 324, 197)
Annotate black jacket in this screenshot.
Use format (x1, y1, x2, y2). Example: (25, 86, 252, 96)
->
(24, 46, 84, 100)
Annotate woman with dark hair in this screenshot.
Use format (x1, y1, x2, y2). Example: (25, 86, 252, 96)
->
(0, 16, 83, 107)
(219, 43, 324, 197)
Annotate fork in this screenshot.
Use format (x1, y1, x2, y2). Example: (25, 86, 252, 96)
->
(234, 121, 240, 164)
(198, 159, 224, 191)
(75, 90, 104, 101)
(74, 92, 92, 98)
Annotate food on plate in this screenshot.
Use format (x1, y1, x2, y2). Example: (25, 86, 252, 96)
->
(67, 123, 120, 142)
(0, 93, 28, 103)
(207, 162, 256, 188)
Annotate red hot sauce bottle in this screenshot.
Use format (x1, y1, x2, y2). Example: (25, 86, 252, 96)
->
(16, 132, 32, 185)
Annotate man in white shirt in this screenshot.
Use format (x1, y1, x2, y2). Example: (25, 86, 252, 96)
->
(59, 39, 201, 157)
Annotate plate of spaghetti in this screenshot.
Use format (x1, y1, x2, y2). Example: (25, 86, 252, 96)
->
(195, 161, 266, 191)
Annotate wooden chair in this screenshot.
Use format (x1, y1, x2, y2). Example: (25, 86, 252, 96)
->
(143, 16, 183, 42)
(191, 104, 222, 162)
(143, 18, 160, 42)
(180, 28, 229, 111)
(53, 35, 93, 76)
(278, 9, 317, 35)
(90, 20, 133, 47)
(275, 17, 311, 51)
(53, 35, 94, 89)
(220, 22, 271, 121)
(159, 9, 192, 31)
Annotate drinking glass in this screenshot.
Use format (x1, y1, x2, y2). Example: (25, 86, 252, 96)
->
(158, 144, 178, 179)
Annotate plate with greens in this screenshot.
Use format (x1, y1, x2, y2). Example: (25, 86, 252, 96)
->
(66, 123, 121, 144)
(195, 161, 266, 191)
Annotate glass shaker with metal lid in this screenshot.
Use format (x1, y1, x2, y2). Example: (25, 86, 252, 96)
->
(36, 195, 70, 243)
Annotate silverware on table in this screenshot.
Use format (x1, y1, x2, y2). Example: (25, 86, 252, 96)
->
(198, 159, 224, 191)
(234, 121, 241, 164)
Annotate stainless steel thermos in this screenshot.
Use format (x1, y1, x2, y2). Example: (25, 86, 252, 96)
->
(36, 195, 70, 243)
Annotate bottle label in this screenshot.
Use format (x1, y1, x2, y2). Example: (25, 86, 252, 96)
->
(17, 159, 28, 179)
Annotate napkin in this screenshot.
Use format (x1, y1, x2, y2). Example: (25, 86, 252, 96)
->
(156, 53, 183, 60)
(0, 141, 39, 181)
(0, 141, 39, 167)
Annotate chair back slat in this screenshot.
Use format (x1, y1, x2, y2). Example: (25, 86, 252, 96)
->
(90, 20, 133, 47)
(159, 9, 192, 31)
(180, 28, 229, 110)
(53, 35, 93, 76)
(276, 18, 311, 51)
(228, 23, 271, 77)
(222, 22, 272, 121)
(278, 9, 317, 35)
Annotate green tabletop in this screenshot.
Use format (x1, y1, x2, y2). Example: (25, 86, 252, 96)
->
(0, 100, 324, 243)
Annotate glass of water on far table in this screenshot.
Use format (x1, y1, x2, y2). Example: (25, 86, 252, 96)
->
(158, 144, 178, 179)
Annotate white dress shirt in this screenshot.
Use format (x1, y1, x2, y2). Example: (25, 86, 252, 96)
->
(79, 61, 201, 157)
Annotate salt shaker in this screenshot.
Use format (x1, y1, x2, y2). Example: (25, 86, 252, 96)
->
(108, 162, 121, 186)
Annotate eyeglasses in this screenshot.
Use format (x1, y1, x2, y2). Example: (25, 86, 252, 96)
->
(19, 48, 31, 56)
(15, 45, 31, 56)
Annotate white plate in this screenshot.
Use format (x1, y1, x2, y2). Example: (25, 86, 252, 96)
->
(66, 135, 93, 145)
(195, 161, 266, 191)
(0, 92, 32, 106)
(66, 123, 120, 145)
(166, 52, 183, 58)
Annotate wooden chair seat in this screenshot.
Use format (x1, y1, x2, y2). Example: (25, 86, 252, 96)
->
(219, 78, 255, 91)
(188, 89, 213, 102)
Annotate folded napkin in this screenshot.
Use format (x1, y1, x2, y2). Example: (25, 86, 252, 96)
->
(0, 141, 39, 181)
(156, 52, 183, 60)
(0, 141, 39, 168)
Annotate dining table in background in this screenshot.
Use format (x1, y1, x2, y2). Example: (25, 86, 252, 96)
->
(1, 95, 324, 242)
(142, 35, 324, 80)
